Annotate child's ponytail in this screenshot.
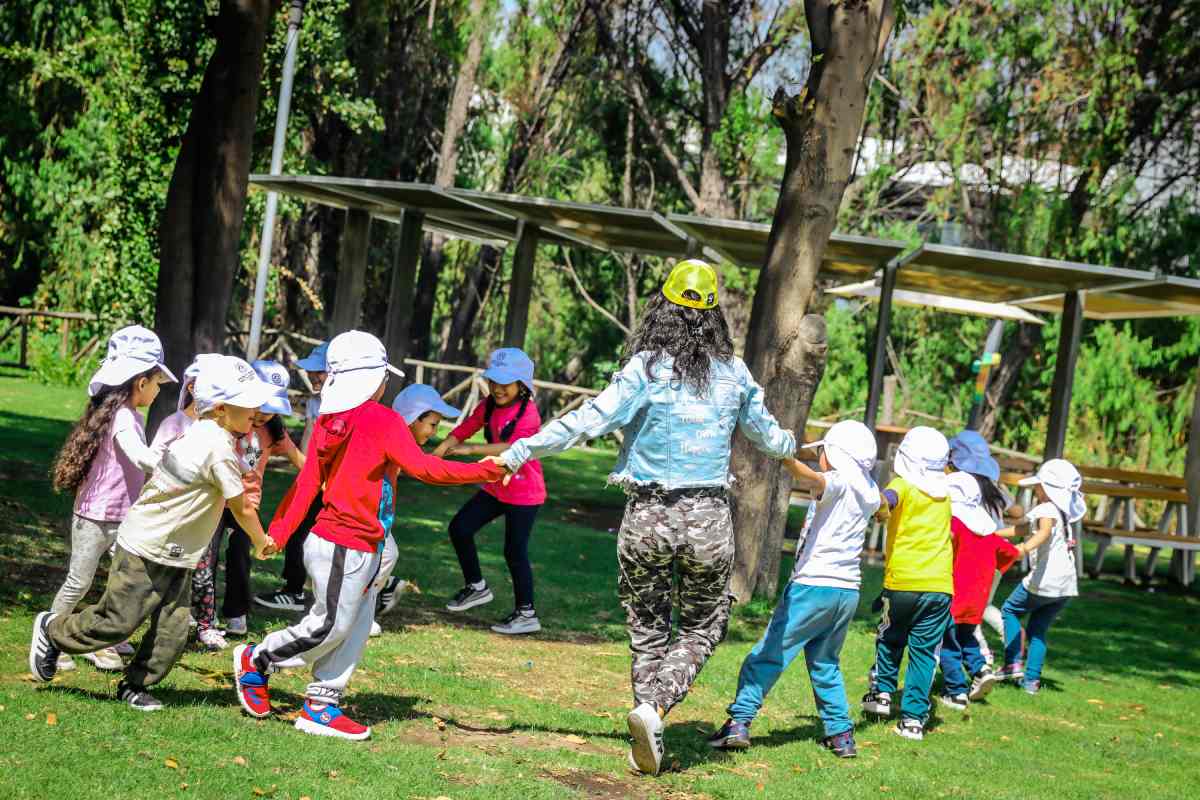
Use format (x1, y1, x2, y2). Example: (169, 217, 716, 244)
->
(483, 386, 532, 444)
(52, 372, 146, 494)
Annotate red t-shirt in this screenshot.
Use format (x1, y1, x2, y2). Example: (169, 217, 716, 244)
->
(950, 517, 1021, 624)
(269, 402, 505, 553)
(450, 399, 546, 506)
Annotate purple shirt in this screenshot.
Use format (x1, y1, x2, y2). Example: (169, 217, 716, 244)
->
(74, 406, 148, 522)
(151, 410, 194, 450)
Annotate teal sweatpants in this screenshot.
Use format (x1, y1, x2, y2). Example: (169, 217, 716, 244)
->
(870, 589, 951, 723)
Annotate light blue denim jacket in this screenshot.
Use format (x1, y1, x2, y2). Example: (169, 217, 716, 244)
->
(501, 353, 796, 490)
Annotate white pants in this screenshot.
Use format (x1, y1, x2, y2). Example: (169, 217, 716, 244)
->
(254, 535, 381, 704)
(374, 534, 398, 594)
(52, 515, 120, 616)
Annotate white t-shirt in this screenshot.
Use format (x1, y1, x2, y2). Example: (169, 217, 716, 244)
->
(1023, 502, 1078, 598)
(790, 470, 881, 590)
(117, 419, 246, 569)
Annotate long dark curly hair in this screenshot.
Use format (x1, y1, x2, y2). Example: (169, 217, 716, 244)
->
(623, 290, 734, 394)
(51, 366, 156, 495)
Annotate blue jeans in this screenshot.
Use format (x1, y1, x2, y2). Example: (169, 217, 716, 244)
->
(939, 622, 986, 695)
(1001, 583, 1069, 683)
(870, 590, 952, 723)
(727, 583, 858, 737)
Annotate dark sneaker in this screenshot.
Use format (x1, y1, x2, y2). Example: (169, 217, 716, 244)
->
(969, 666, 998, 701)
(822, 729, 857, 758)
(117, 681, 164, 712)
(446, 584, 494, 612)
(861, 690, 892, 717)
(233, 644, 272, 718)
(627, 702, 665, 775)
(491, 609, 541, 635)
(1022, 679, 1041, 695)
(294, 701, 371, 741)
(707, 718, 751, 750)
(996, 662, 1025, 682)
(253, 590, 306, 612)
(892, 718, 924, 741)
(376, 577, 405, 616)
(29, 612, 61, 682)
(938, 692, 968, 711)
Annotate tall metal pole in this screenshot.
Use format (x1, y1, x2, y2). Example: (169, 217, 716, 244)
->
(247, 0, 305, 361)
(966, 319, 1006, 430)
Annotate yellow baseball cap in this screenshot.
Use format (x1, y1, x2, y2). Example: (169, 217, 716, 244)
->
(662, 259, 719, 309)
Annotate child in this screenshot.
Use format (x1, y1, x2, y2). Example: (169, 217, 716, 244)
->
(220, 360, 305, 636)
(999, 459, 1085, 694)
(937, 472, 1022, 711)
(861, 425, 953, 742)
(433, 347, 547, 635)
(30, 356, 278, 710)
(47, 325, 177, 673)
(709, 421, 883, 759)
(255, 341, 327, 613)
(233, 331, 505, 740)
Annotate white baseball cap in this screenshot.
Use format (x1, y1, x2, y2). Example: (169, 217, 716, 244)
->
(318, 330, 405, 415)
(803, 420, 877, 496)
(946, 472, 997, 535)
(252, 359, 293, 416)
(193, 355, 278, 414)
(88, 325, 178, 397)
(894, 426, 950, 498)
(1018, 459, 1086, 523)
(178, 353, 223, 411)
(391, 383, 461, 424)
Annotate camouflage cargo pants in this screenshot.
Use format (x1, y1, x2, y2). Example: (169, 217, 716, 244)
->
(616, 490, 735, 714)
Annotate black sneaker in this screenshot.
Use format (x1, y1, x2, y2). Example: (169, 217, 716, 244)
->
(938, 691, 968, 711)
(892, 717, 924, 741)
(446, 584, 494, 612)
(253, 590, 306, 612)
(29, 612, 61, 682)
(117, 681, 164, 712)
(707, 718, 751, 750)
(969, 666, 998, 701)
(376, 576, 404, 617)
(491, 608, 541, 635)
(822, 729, 857, 758)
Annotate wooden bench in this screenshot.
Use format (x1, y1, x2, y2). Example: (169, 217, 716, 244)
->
(1081, 526, 1200, 585)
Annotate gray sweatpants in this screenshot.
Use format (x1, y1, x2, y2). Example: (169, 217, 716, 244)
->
(51, 515, 120, 616)
(252, 535, 381, 704)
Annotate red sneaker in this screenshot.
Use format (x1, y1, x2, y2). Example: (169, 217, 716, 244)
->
(233, 644, 271, 718)
(294, 701, 371, 741)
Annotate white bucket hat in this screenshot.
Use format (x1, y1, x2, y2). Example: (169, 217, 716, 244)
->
(391, 383, 461, 425)
(894, 426, 950, 498)
(178, 353, 223, 411)
(319, 330, 406, 415)
(946, 472, 997, 535)
(252, 360, 293, 416)
(193, 356, 279, 414)
(803, 420, 878, 496)
(1018, 459, 1086, 523)
(88, 325, 178, 397)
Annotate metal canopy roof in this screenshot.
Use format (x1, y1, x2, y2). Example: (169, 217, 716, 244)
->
(828, 280, 1047, 325)
(249, 174, 1200, 319)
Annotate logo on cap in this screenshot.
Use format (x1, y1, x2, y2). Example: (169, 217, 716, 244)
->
(270, 373, 284, 386)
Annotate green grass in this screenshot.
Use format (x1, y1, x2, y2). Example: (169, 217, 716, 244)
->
(0, 372, 1197, 799)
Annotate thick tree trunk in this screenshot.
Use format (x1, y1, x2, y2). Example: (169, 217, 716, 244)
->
(977, 321, 1044, 441)
(439, 244, 502, 368)
(410, 0, 488, 359)
(1187, 364, 1200, 539)
(149, 0, 278, 434)
(730, 0, 896, 601)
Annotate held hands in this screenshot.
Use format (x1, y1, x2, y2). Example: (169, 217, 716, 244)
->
(480, 455, 514, 487)
(251, 533, 277, 560)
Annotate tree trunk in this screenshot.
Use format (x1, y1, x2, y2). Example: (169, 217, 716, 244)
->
(977, 321, 1044, 441)
(149, 0, 279, 434)
(410, 0, 489, 360)
(1187, 364, 1200, 539)
(729, 0, 897, 602)
(439, 244, 502, 369)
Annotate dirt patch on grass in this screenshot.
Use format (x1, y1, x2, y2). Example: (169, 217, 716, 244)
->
(402, 715, 620, 757)
(557, 503, 626, 533)
(541, 768, 639, 799)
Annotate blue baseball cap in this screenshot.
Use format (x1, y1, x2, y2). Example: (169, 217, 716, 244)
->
(296, 341, 328, 372)
(252, 359, 293, 416)
(481, 347, 535, 392)
(391, 383, 461, 424)
(948, 429, 1000, 482)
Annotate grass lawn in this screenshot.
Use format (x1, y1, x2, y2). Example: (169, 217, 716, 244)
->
(0, 371, 1197, 800)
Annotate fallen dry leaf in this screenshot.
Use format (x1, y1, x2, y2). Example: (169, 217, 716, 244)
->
(1000, 736, 1010, 742)
(45, 713, 57, 726)
(1087, 699, 1104, 705)
(164, 758, 179, 769)
(328, 770, 340, 779)
(756, 783, 765, 792)
(0, 704, 6, 711)
(233, 756, 247, 767)
(24, 713, 35, 721)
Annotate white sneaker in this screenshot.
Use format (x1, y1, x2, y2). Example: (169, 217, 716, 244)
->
(369, 621, 382, 638)
(225, 615, 248, 636)
(491, 609, 541, 635)
(198, 628, 228, 651)
(56, 653, 76, 672)
(938, 692, 968, 712)
(861, 690, 892, 716)
(893, 718, 924, 741)
(83, 647, 124, 671)
(627, 703, 665, 776)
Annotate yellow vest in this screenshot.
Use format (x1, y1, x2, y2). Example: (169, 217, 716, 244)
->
(883, 476, 954, 593)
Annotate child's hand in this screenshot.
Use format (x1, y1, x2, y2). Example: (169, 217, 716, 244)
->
(873, 502, 891, 523)
(449, 443, 471, 456)
(481, 455, 513, 487)
(432, 441, 452, 458)
(253, 536, 277, 560)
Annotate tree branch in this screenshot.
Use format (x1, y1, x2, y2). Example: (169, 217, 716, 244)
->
(559, 248, 631, 335)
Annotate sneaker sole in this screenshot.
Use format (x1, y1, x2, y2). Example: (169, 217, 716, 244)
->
(937, 697, 968, 711)
(969, 674, 997, 701)
(891, 726, 924, 741)
(708, 736, 750, 750)
(127, 701, 164, 712)
(446, 590, 494, 612)
(233, 645, 271, 719)
(862, 702, 892, 716)
(253, 599, 305, 612)
(295, 716, 371, 741)
(29, 612, 55, 682)
(490, 622, 541, 635)
(627, 710, 662, 776)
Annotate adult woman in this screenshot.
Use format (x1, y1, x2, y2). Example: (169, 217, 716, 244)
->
(496, 260, 796, 776)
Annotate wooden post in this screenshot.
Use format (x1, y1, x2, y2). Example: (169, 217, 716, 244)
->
(864, 259, 898, 429)
(1044, 291, 1084, 459)
(60, 318, 70, 358)
(503, 220, 539, 348)
(18, 316, 28, 369)
(382, 209, 424, 405)
(880, 375, 898, 426)
(330, 208, 372, 336)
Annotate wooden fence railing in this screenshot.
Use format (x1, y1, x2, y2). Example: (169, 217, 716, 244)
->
(0, 306, 99, 368)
